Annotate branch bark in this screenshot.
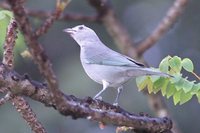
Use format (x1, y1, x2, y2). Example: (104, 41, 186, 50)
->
(2, 18, 47, 133)
(148, 93, 181, 133)
(2, 19, 17, 69)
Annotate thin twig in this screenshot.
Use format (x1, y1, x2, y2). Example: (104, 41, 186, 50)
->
(2, 18, 47, 133)
(136, 0, 188, 56)
(192, 72, 200, 81)
(61, 13, 99, 22)
(2, 19, 17, 69)
(11, 96, 47, 133)
(0, 64, 172, 133)
(34, 0, 70, 38)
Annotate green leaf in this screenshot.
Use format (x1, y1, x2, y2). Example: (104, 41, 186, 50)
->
(0, 10, 13, 19)
(180, 92, 193, 105)
(196, 91, 200, 103)
(173, 90, 182, 105)
(192, 83, 200, 94)
(169, 56, 182, 73)
(152, 86, 161, 94)
(182, 58, 194, 72)
(161, 79, 169, 96)
(182, 80, 194, 93)
(136, 76, 148, 91)
(170, 74, 182, 83)
(0, 12, 6, 20)
(166, 83, 176, 99)
(152, 78, 165, 93)
(136, 56, 199, 105)
(174, 78, 185, 91)
(150, 75, 160, 83)
(159, 55, 171, 72)
(153, 77, 165, 88)
(147, 77, 153, 93)
(194, 83, 200, 91)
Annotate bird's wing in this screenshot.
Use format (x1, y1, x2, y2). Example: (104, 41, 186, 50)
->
(122, 55, 145, 67)
(84, 50, 145, 67)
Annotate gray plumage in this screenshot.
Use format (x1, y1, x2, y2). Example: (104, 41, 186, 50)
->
(64, 25, 169, 105)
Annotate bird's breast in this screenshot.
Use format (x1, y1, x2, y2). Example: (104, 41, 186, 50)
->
(81, 62, 131, 88)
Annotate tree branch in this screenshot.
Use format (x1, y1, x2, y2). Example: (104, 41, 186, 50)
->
(0, 64, 172, 133)
(148, 93, 181, 133)
(7, 0, 63, 107)
(11, 95, 47, 133)
(2, 18, 47, 133)
(2, 19, 17, 69)
(136, 0, 188, 56)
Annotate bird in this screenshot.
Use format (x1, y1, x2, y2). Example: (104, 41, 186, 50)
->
(63, 25, 169, 105)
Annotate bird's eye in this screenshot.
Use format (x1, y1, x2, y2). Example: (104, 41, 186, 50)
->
(79, 26, 84, 30)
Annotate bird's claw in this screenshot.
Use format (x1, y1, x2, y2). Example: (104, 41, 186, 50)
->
(94, 96, 102, 101)
(113, 102, 119, 106)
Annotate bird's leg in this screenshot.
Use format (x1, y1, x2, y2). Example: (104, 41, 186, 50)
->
(93, 88, 105, 100)
(113, 86, 123, 106)
(93, 80, 109, 100)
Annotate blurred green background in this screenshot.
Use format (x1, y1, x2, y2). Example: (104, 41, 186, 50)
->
(0, 0, 200, 133)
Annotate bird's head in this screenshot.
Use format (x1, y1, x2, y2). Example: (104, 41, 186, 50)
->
(63, 25, 100, 46)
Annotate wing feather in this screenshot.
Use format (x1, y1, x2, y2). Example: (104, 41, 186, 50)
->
(84, 49, 144, 67)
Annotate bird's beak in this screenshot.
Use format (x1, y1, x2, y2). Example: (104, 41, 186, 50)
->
(63, 28, 76, 36)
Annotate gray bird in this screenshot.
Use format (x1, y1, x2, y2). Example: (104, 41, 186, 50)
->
(64, 25, 169, 105)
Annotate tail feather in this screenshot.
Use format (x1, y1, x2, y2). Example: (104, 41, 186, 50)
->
(127, 67, 171, 77)
(141, 68, 171, 77)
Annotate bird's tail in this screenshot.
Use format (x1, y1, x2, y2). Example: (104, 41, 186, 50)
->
(128, 67, 171, 77)
(140, 68, 171, 77)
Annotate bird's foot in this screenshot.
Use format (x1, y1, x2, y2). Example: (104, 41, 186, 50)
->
(113, 102, 119, 106)
(93, 96, 102, 101)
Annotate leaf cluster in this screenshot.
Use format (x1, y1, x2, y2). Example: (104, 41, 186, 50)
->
(136, 56, 200, 105)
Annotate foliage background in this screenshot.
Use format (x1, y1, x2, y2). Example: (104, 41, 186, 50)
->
(0, 0, 200, 133)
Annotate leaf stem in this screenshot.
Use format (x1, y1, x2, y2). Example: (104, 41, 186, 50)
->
(191, 72, 200, 80)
